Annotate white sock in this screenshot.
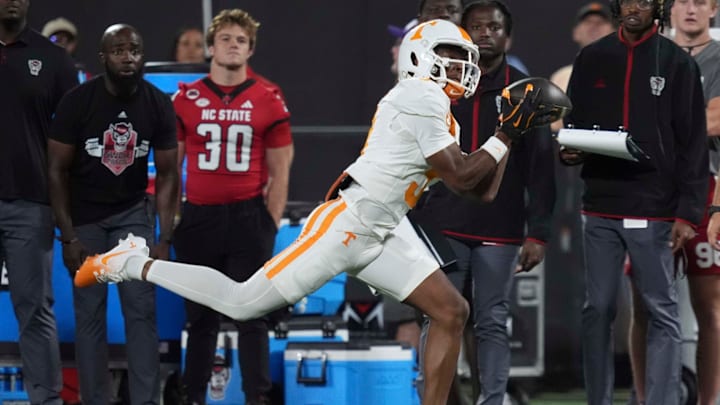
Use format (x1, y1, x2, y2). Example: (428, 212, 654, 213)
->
(145, 260, 289, 321)
(125, 256, 149, 280)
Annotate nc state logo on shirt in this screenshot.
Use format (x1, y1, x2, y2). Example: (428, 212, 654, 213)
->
(208, 355, 230, 401)
(650, 76, 665, 97)
(84, 122, 149, 175)
(186, 89, 200, 100)
(28, 59, 42, 76)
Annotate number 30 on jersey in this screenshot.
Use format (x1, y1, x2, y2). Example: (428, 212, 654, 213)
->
(196, 123, 253, 172)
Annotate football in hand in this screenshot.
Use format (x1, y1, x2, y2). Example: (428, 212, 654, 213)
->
(504, 77, 572, 122)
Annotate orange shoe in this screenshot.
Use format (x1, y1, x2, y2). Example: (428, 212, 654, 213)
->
(74, 233, 149, 287)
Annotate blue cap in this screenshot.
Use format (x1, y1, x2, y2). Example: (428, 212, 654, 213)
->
(388, 18, 418, 38)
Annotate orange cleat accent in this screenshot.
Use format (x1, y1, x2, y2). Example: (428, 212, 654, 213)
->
(73, 233, 149, 287)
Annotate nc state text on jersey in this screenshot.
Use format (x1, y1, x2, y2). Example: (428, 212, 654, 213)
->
(201, 109, 252, 122)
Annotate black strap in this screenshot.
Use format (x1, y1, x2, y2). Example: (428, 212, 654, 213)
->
(681, 39, 713, 55)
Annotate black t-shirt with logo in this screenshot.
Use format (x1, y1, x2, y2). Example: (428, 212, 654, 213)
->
(0, 28, 78, 203)
(49, 75, 177, 225)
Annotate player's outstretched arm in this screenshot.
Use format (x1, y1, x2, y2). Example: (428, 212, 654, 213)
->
(426, 77, 567, 202)
(426, 131, 512, 202)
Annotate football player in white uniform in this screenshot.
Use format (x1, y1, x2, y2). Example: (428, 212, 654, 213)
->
(74, 20, 552, 404)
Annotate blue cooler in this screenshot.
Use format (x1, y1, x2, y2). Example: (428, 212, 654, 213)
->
(180, 318, 349, 404)
(269, 316, 348, 384)
(284, 341, 417, 405)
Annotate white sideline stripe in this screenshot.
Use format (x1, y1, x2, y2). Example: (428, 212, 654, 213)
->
(284, 347, 414, 362)
(278, 217, 307, 227)
(268, 330, 349, 340)
(181, 329, 350, 349)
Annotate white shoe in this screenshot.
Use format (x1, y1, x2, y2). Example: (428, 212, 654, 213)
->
(74, 233, 149, 287)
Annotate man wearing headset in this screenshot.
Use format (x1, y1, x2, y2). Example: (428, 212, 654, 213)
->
(560, 0, 708, 404)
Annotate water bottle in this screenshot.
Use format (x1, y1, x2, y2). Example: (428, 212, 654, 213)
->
(7, 367, 16, 391)
(0, 367, 7, 392)
(15, 368, 23, 392)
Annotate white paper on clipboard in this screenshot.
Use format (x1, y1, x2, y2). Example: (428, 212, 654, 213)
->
(556, 128, 649, 162)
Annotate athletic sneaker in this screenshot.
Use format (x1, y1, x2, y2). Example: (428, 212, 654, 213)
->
(74, 233, 149, 287)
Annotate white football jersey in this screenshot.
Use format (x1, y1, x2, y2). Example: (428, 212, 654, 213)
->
(344, 78, 459, 229)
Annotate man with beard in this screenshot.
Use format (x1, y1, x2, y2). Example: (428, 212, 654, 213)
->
(47, 24, 178, 404)
(411, 1, 555, 404)
(170, 9, 293, 405)
(560, 0, 707, 403)
(0, 0, 77, 403)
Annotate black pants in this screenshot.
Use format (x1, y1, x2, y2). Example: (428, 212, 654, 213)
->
(174, 197, 277, 403)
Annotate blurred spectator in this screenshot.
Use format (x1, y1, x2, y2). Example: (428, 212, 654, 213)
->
(172, 26, 205, 63)
(572, 3, 616, 48)
(388, 18, 418, 76)
(0, 1, 77, 404)
(418, 0, 462, 24)
(42, 17, 77, 54)
(42, 16, 90, 82)
(417, 0, 529, 74)
(549, 2, 615, 132)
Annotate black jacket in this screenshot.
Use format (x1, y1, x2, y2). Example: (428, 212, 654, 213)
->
(411, 59, 556, 245)
(567, 27, 708, 225)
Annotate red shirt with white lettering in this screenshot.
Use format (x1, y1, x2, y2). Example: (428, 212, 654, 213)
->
(174, 77, 291, 204)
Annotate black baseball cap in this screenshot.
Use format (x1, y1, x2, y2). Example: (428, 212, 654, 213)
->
(576, 2, 613, 23)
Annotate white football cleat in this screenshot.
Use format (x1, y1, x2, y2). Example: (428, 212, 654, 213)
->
(74, 233, 149, 287)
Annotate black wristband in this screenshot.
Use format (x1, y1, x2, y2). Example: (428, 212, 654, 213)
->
(57, 236, 79, 245)
(708, 205, 720, 217)
(157, 235, 172, 244)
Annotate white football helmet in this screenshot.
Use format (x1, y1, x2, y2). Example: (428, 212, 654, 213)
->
(398, 19, 481, 99)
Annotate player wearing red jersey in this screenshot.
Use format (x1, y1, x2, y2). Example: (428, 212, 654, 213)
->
(171, 9, 293, 405)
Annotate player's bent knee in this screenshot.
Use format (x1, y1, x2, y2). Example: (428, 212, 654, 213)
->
(454, 297, 470, 324)
(438, 295, 469, 331)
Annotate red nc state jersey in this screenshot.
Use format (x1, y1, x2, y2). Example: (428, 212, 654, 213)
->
(174, 77, 291, 204)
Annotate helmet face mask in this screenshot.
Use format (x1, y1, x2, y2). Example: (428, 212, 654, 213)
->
(398, 19, 481, 99)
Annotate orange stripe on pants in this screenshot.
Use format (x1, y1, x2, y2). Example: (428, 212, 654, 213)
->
(263, 200, 331, 270)
(265, 200, 347, 279)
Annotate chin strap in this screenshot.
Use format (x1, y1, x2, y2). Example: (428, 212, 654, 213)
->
(442, 81, 465, 99)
